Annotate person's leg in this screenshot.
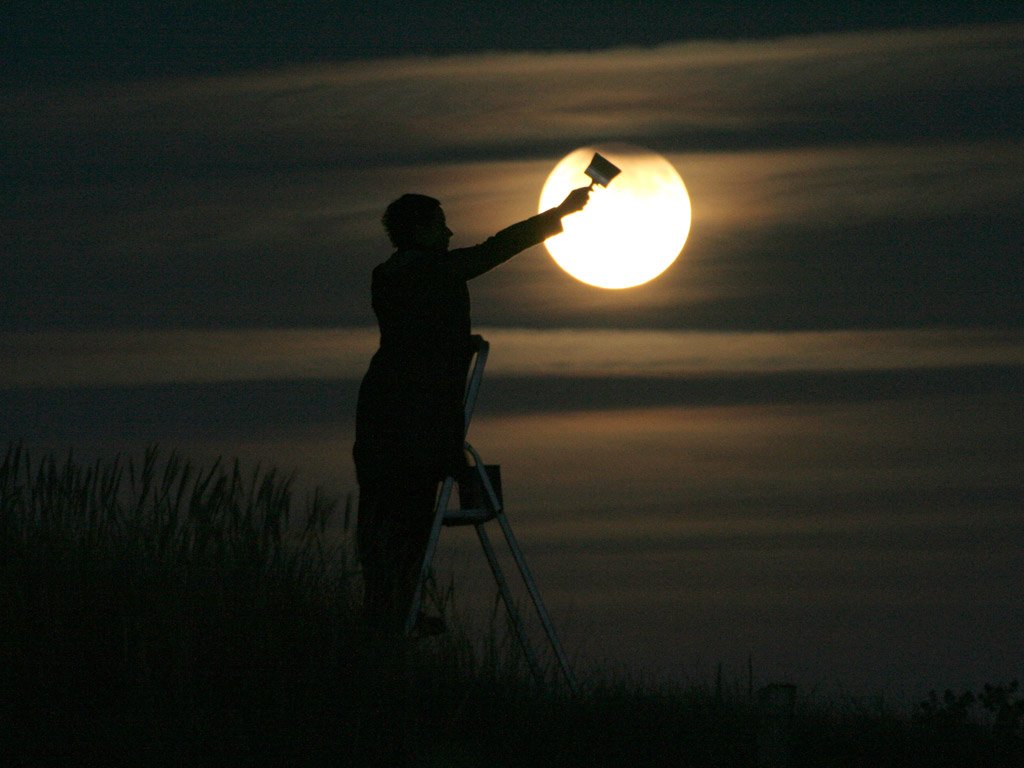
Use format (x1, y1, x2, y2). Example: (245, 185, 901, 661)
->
(357, 473, 439, 632)
(390, 477, 443, 628)
(356, 482, 390, 626)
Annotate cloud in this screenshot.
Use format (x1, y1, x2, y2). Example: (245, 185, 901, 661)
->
(480, 327, 1024, 377)
(675, 142, 1024, 230)
(5, 326, 1021, 389)
(6, 25, 1020, 168)
(3, 25, 1022, 330)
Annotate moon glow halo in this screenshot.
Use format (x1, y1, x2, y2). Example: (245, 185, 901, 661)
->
(539, 145, 691, 289)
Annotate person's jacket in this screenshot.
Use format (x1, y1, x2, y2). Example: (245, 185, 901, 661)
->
(354, 209, 564, 485)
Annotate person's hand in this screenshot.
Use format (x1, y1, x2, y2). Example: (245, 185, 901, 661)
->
(555, 186, 591, 217)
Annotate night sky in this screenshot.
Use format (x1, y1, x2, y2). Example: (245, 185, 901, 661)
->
(4, 2, 1023, 697)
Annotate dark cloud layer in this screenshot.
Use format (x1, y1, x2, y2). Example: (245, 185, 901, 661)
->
(4, 26, 1022, 332)
(6, 2, 1019, 82)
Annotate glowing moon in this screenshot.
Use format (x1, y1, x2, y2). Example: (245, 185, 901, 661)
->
(539, 144, 691, 289)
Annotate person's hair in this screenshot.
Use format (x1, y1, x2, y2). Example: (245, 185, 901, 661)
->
(381, 194, 441, 248)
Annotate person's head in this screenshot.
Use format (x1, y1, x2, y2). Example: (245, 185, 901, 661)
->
(382, 194, 452, 252)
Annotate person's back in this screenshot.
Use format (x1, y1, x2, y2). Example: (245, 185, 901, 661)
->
(355, 246, 472, 486)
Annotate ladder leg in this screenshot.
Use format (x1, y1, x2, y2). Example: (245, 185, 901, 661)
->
(404, 477, 453, 636)
(494, 511, 579, 694)
(400, 338, 575, 694)
(474, 523, 545, 686)
(467, 441, 577, 692)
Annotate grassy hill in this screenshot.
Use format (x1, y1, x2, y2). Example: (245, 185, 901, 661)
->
(1, 444, 1020, 766)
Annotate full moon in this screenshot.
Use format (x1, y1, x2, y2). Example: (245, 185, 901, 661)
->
(539, 144, 691, 289)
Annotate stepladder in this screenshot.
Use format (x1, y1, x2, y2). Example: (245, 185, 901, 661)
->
(404, 335, 578, 694)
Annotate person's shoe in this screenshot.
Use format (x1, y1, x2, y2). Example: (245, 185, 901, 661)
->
(411, 611, 446, 639)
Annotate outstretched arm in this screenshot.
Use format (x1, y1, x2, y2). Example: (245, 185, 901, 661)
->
(447, 187, 590, 280)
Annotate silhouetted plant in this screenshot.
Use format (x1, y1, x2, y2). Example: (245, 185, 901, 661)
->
(0, 442, 355, 710)
(980, 680, 1024, 735)
(916, 688, 978, 731)
(908, 683, 1024, 768)
(3, 442, 1022, 766)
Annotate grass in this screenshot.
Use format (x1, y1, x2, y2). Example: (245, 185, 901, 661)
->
(1, 443, 1021, 766)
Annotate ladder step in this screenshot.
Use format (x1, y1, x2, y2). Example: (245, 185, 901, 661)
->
(443, 508, 497, 526)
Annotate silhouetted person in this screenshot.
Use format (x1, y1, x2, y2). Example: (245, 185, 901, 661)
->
(354, 186, 591, 634)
